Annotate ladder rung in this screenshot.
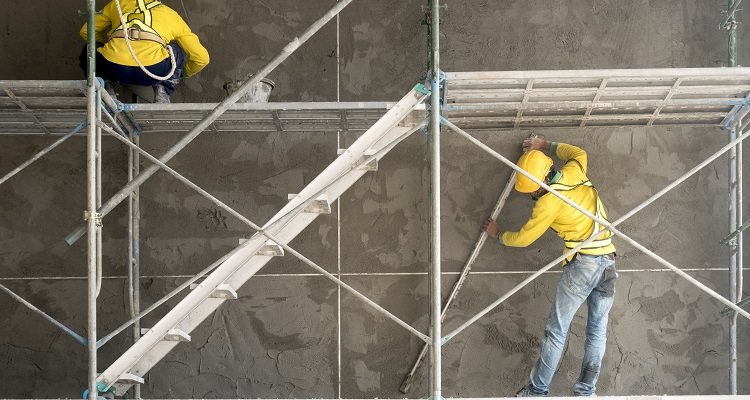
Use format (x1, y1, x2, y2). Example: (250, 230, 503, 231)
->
(117, 373, 144, 385)
(337, 148, 379, 171)
(140, 328, 191, 342)
(287, 194, 331, 214)
(189, 283, 238, 299)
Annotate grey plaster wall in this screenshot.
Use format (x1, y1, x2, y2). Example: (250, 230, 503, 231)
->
(0, 0, 749, 398)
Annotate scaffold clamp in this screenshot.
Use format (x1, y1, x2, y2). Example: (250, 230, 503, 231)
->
(82, 382, 115, 400)
(414, 83, 430, 95)
(425, 69, 445, 84)
(84, 211, 104, 227)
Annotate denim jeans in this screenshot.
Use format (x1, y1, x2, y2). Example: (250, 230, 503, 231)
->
(528, 253, 617, 396)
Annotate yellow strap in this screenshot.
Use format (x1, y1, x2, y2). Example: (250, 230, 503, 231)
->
(112, 0, 163, 40)
(549, 180, 613, 250)
(565, 237, 612, 250)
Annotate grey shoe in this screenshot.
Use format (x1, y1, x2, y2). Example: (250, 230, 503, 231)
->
(516, 384, 547, 397)
(153, 85, 170, 104)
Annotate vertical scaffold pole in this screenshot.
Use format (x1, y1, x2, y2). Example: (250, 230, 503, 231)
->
(728, 1, 739, 393)
(729, 124, 739, 395)
(429, 0, 442, 399)
(127, 133, 142, 399)
(738, 121, 744, 357)
(96, 81, 103, 300)
(85, 0, 98, 399)
(728, 0, 738, 68)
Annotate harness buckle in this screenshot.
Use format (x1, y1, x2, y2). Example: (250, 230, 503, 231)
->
(127, 28, 143, 41)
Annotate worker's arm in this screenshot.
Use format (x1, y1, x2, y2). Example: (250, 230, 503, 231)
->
(494, 202, 558, 247)
(523, 138, 587, 174)
(79, 2, 113, 43)
(553, 143, 587, 174)
(169, 14, 209, 77)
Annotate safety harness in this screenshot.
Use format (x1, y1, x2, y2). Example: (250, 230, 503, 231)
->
(109, 0, 166, 46)
(548, 180, 613, 250)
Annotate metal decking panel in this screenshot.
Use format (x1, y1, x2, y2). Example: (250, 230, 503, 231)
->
(123, 102, 396, 133)
(0, 80, 398, 135)
(0, 81, 89, 135)
(3, 68, 750, 135)
(443, 68, 750, 129)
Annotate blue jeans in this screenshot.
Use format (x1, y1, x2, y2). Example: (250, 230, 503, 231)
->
(528, 253, 617, 396)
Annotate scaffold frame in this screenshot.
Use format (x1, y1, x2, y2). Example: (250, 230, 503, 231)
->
(0, 0, 747, 399)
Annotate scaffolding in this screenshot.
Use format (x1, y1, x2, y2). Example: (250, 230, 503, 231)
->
(0, 0, 749, 399)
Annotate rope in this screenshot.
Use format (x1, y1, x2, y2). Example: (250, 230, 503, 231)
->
(113, 0, 176, 81)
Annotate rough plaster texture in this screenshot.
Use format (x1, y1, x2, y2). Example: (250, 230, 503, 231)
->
(0, 0, 749, 398)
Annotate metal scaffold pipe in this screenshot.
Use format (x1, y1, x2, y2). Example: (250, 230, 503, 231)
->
(0, 121, 86, 187)
(65, 0, 358, 246)
(85, 0, 98, 399)
(737, 127, 744, 394)
(0, 283, 87, 346)
(727, 1, 740, 392)
(428, 0, 442, 399)
(729, 125, 739, 395)
(727, 0, 741, 67)
(127, 133, 142, 399)
(400, 172, 516, 394)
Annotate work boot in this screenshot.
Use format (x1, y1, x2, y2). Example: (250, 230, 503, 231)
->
(153, 85, 170, 104)
(516, 384, 547, 397)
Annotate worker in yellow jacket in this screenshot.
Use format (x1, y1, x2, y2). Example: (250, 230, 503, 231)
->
(79, 0, 209, 103)
(483, 137, 617, 397)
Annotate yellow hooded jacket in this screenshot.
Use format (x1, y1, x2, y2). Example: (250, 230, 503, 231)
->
(500, 142, 616, 263)
(80, 0, 209, 77)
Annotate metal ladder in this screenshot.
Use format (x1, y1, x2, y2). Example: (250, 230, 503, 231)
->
(97, 86, 428, 395)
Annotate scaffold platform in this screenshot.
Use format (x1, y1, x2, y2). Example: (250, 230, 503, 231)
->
(3, 67, 750, 136)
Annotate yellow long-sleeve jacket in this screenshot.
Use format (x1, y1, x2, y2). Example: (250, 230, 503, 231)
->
(500, 142, 616, 263)
(79, 0, 209, 77)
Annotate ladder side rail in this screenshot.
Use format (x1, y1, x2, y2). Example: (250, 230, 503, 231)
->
(270, 88, 425, 227)
(98, 90, 426, 394)
(106, 125, 416, 394)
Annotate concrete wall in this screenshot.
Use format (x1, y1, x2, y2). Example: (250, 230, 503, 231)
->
(0, 0, 748, 398)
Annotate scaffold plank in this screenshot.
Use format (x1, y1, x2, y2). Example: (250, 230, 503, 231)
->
(4, 68, 750, 136)
(444, 68, 750, 129)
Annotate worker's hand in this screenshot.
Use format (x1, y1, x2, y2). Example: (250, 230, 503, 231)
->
(522, 137, 551, 152)
(522, 137, 543, 152)
(483, 218, 501, 240)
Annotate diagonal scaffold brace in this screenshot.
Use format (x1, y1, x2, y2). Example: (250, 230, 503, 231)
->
(400, 171, 517, 393)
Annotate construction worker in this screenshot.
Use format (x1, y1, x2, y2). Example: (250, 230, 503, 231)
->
(78, 0, 209, 103)
(483, 137, 617, 397)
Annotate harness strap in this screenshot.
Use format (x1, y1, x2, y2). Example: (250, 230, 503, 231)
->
(109, 28, 165, 45)
(548, 180, 613, 250)
(109, 0, 165, 46)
